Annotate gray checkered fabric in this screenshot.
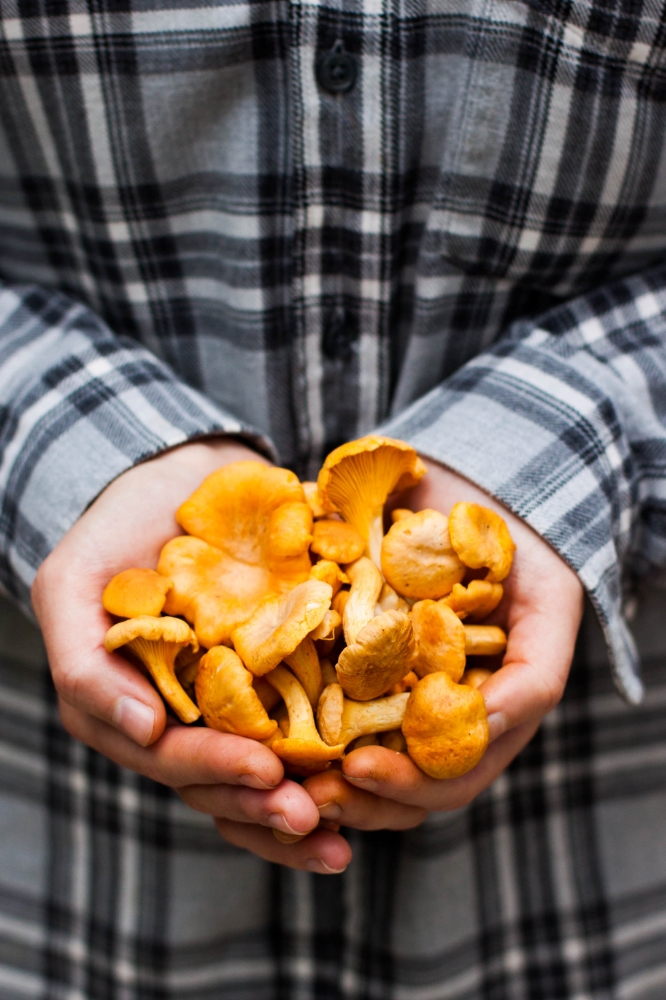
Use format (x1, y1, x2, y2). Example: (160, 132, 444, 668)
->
(2, 0, 666, 995)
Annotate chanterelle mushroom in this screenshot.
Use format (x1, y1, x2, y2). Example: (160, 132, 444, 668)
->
(411, 599, 466, 681)
(448, 502, 515, 582)
(442, 580, 503, 620)
(317, 436, 426, 566)
(342, 557, 383, 646)
(310, 519, 365, 564)
(266, 665, 344, 769)
(402, 672, 489, 779)
(232, 579, 332, 678)
(464, 625, 507, 656)
(381, 509, 465, 600)
(317, 683, 409, 748)
(158, 461, 313, 647)
(336, 609, 415, 701)
(104, 616, 200, 724)
(103, 568, 173, 619)
(195, 646, 278, 740)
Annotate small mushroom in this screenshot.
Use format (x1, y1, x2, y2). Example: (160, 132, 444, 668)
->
(159, 461, 313, 646)
(102, 568, 173, 619)
(381, 509, 465, 600)
(175, 646, 202, 699)
(391, 508, 414, 523)
(442, 580, 503, 621)
(402, 672, 489, 779)
(310, 519, 365, 564)
(310, 559, 349, 595)
(410, 600, 466, 682)
(375, 581, 410, 615)
(266, 666, 344, 769)
(332, 588, 350, 618)
(309, 608, 342, 656)
(302, 481, 327, 519)
(231, 579, 332, 676)
(347, 734, 380, 751)
(104, 616, 200, 723)
(380, 729, 408, 753)
(317, 436, 426, 566)
(461, 667, 493, 689)
(195, 646, 278, 740)
(448, 502, 515, 582)
(342, 557, 383, 645)
(317, 682, 410, 748)
(336, 609, 416, 700)
(464, 625, 507, 656)
(284, 636, 322, 706)
(319, 658, 338, 687)
(388, 669, 419, 694)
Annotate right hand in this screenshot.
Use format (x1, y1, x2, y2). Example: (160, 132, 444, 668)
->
(31, 439, 352, 874)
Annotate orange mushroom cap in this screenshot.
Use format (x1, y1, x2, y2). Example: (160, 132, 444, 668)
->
(442, 580, 503, 621)
(336, 609, 416, 701)
(410, 599, 466, 682)
(381, 509, 465, 600)
(317, 436, 426, 565)
(102, 568, 173, 619)
(402, 672, 489, 779)
(195, 645, 278, 741)
(158, 462, 314, 647)
(448, 502, 515, 582)
(310, 519, 365, 564)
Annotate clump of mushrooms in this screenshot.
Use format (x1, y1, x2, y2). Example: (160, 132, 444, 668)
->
(101, 436, 515, 791)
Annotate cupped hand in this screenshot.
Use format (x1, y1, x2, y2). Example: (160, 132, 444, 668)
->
(303, 458, 584, 831)
(31, 440, 351, 875)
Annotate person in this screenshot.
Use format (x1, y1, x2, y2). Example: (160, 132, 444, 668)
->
(1, 1, 666, 996)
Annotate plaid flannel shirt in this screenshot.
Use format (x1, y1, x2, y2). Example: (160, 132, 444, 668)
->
(2, 0, 666, 996)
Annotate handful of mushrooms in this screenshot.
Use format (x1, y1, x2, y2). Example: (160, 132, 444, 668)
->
(103, 436, 515, 794)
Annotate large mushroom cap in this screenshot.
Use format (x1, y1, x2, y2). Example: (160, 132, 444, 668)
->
(103, 568, 173, 619)
(158, 463, 315, 647)
(232, 579, 333, 676)
(402, 672, 489, 779)
(104, 616, 200, 724)
(195, 646, 278, 741)
(448, 502, 515, 582)
(381, 509, 465, 600)
(410, 599, 466, 681)
(317, 436, 426, 565)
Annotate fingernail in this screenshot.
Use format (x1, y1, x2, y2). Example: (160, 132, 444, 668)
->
(113, 697, 155, 746)
(268, 813, 311, 836)
(239, 773, 274, 789)
(273, 829, 305, 844)
(345, 775, 378, 792)
(487, 712, 508, 742)
(317, 801, 342, 821)
(306, 858, 347, 875)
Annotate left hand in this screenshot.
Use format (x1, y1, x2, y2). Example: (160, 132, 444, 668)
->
(302, 458, 584, 833)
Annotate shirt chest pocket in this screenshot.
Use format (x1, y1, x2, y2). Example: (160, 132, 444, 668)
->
(427, 0, 666, 291)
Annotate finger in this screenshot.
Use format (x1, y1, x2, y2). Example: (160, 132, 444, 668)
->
(215, 819, 352, 874)
(482, 589, 583, 742)
(342, 721, 540, 811)
(303, 769, 427, 831)
(59, 699, 284, 790)
(177, 780, 320, 836)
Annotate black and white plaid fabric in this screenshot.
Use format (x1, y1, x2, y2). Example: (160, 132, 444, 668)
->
(2, 0, 666, 994)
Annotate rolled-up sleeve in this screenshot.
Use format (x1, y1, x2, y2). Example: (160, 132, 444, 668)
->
(384, 264, 666, 704)
(0, 284, 275, 612)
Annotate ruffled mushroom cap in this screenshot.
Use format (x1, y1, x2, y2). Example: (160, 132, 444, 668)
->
(342, 557, 383, 646)
(317, 436, 426, 566)
(310, 559, 348, 595)
(102, 568, 173, 619)
(195, 646, 278, 740)
(402, 672, 489, 779)
(442, 580, 503, 621)
(411, 600, 466, 682)
(317, 682, 410, 748)
(464, 625, 507, 656)
(381, 509, 465, 600)
(448, 502, 515, 582)
(266, 665, 344, 769)
(159, 462, 314, 646)
(231, 579, 332, 677)
(104, 616, 200, 724)
(310, 519, 365, 564)
(336, 609, 416, 701)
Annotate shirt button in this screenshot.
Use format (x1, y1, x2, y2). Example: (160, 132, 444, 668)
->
(323, 308, 355, 360)
(316, 41, 357, 95)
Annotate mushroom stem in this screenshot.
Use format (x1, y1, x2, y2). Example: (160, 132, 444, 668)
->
(266, 666, 344, 767)
(343, 557, 383, 645)
(367, 512, 384, 567)
(464, 625, 507, 656)
(284, 636, 322, 706)
(317, 683, 409, 748)
(128, 636, 200, 724)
